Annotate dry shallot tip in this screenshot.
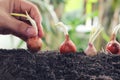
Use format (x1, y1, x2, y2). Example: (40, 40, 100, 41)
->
(55, 22, 68, 35)
(56, 22, 76, 54)
(84, 25, 103, 56)
(106, 24, 120, 54)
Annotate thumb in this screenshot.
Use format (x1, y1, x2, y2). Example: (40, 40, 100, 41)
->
(6, 16, 37, 39)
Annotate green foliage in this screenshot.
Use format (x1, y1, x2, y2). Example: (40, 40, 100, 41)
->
(17, 40, 24, 48)
(62, 11, 85, 27)
(50, 0, 66, 8)
(102, 30, 110, 42)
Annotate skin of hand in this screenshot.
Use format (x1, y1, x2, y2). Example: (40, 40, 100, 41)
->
(0, 0, 44, 41)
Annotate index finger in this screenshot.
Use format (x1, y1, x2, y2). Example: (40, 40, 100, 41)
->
(14, 0, 44, 38)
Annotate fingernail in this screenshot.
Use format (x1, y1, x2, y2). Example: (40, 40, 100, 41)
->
(26, 27, 37, 37)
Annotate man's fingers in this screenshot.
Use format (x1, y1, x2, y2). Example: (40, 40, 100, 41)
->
(6, 16, 37, 39)
(14, 0, 44, 38)
(34, 16, 44, 38)
(29, 5, 44, 37)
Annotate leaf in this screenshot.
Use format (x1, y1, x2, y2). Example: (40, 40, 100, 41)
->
(17, 40, 24, 48)
(102, 31, 110, 42)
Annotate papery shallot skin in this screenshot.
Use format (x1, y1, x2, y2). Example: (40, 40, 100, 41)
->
(60, 35, 76, 54)
(84, 43, 97, 56)
(27, 37, 42, 52)
(106, 40, 120, 54)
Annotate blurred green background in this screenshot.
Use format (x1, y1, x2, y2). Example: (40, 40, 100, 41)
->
(0, 0, 120, 52)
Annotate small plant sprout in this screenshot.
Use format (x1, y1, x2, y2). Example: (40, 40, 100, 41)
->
(84, 25, 103, 56)
(10, 12, 38, 34)
(56, 22, 77, 54)
(106, 24, 120, 54)
(11, 11, 42, 52)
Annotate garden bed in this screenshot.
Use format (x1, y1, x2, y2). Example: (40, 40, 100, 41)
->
(0, 49, 120, 80)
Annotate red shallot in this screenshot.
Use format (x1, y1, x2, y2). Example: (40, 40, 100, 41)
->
(106, 24, 120, 54)
(56, 22, 76, 54)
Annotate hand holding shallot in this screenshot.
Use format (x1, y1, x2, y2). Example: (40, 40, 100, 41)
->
(11, 12, 42, 52)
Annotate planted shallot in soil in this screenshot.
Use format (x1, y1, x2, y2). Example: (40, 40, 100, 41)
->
(11, 12, 42, 52)
(106, 24, 120, 54)
(56, 22, 76, 54)
(84, 25, 103, 56)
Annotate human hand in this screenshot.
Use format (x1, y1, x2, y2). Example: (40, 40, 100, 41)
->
(0, 0, 44, 41)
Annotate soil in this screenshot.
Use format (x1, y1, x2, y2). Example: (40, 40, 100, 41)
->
(0, 49, 120, 80)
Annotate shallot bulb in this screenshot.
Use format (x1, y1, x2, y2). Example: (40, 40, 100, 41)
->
(27, 36, 42, 52)
(84, 25, 103, 56)
(84, 43, 97, 56)
(106, 24, 120, 54)
(11, 11, 42, 52)
(56, 22, 76, 54)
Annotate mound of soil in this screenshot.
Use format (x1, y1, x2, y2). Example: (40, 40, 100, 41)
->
(0, 49, 120, 80)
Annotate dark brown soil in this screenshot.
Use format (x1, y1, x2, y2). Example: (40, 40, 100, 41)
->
(0, 49, 120, 80)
